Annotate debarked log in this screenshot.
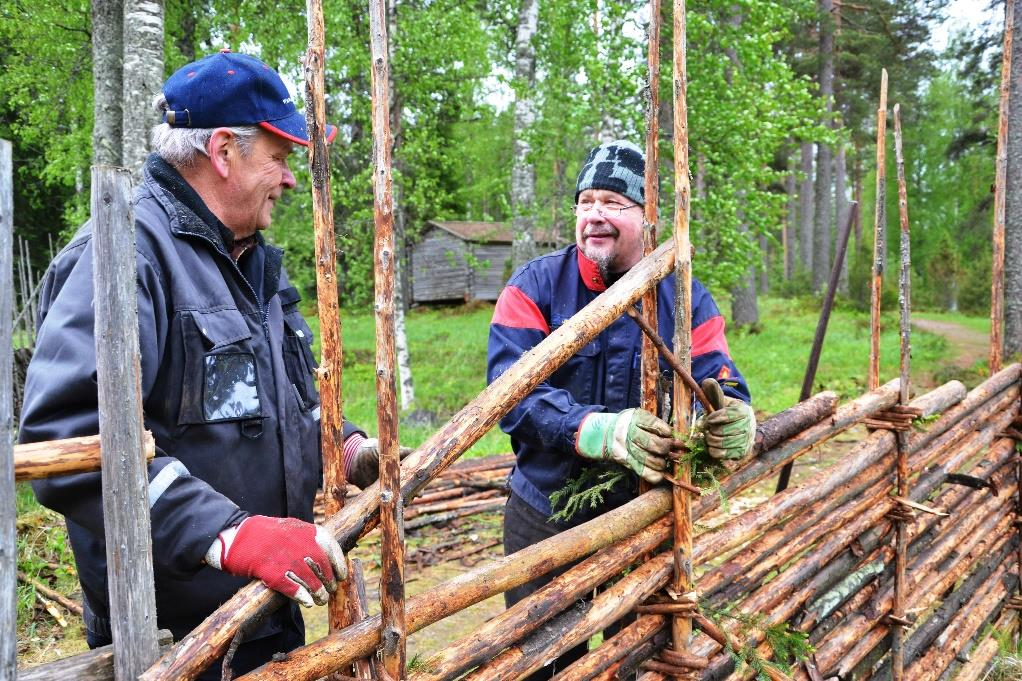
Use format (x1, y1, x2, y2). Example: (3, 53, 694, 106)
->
(951, 610, 1017, 681)
(17, 629, 173, 681)
(239, 489, 673, 681)
(14, 431, 155, 481)
(144, 239, 681, 681)
(549, 616, 666, 681)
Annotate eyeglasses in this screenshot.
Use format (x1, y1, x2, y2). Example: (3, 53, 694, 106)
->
(574, 200, 640, 218)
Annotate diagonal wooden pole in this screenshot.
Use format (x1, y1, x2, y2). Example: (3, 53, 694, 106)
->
(368, 0, 406, 675)
(991, 0, 1014, 374)
(671, 0, 695, 675)
(890, 102, 913, 681)
(869, 69, 888, 391)
(304, 0, 360, 663)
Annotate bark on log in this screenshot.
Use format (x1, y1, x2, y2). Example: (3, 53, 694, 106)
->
(239, 489, 673, 681)
(952, 611, 1016, 681)
(869, 69, 888, 390)
(753, 392, 837, 456)
(17, 630, 173, 681)
(14, 432, 155, 481)
(463, 553, 673, 681)
(145, 240, 680, 681)
(409, 517, 673, 681)
(1, 138, 16, 681)
(550, 616, 665, 681)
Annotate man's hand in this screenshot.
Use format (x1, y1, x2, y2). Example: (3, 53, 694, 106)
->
(698, 378, 756, 460)
(576, 408, 672, 484)
(347, 437, 414, 489)
(207, 515, 347, 608)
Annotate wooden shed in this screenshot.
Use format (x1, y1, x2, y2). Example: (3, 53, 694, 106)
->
(411, 220, 559, 304)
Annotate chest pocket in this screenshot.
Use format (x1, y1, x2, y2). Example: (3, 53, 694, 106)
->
(179, 308, 263, 424)
(279, 287, 320, 410)
(549, 315, 601, 404)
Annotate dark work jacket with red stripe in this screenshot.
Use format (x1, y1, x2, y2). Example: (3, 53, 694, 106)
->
(487, 245, 750, 520)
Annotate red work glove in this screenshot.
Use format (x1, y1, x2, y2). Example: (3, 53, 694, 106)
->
(207, 515, 347, 608)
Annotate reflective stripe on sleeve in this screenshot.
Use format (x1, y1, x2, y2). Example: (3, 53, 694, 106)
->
(148, 460, 190, 509)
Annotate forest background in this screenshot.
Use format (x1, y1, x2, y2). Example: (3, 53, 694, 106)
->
(0, 0, 1018, 346)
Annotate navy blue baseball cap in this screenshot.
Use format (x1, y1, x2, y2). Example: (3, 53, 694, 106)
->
(162, 49, 337, 146)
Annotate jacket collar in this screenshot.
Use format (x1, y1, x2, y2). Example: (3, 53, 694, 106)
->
(576, 247, 607, 292)
(142, 154, 284, 288)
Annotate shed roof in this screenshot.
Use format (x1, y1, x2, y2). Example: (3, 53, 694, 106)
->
(427, 220, 559, 245)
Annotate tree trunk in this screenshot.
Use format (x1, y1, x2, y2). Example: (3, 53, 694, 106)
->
(835, 141, 848, 293)
(785, 150, 797, 280)
(510, 0, 538, 270)
(122, 0, 164, 181)
(1006, 0, 1022, 357)
(799, 141, 815, 275)
(759, 232, 769, 293)
(813, 0, 835, 292)
(92, 0, 124, 166)
(853, 141, 863, 252)
(388, 0, 415, 409)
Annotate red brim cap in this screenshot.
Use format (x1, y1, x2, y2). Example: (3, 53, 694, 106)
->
(260, 112, 338, 146)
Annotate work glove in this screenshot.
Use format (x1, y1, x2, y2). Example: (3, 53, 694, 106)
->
(206, 515, 347, 608)
(576, 408, 672, 484)
(698, 377, 756, 460)
(345, 436, 414, 489)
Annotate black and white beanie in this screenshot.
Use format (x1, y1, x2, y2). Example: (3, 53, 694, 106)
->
(574, 140, 645, 206)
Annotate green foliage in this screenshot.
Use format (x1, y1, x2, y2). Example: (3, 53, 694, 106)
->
(703, 600, 814, 678)
(549, 465, 626, 523)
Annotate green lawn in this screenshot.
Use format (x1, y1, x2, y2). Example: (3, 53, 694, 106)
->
(310, 296, 958, 455)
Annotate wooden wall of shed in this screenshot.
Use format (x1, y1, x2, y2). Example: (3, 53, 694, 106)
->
(467, 243, 511, 301)
(412, 229, 470, 302)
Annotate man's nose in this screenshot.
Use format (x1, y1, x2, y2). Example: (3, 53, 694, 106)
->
(281, 161, 297, 189)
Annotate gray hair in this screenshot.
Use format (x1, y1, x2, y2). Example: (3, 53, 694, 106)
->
(150, 93, 261, 168)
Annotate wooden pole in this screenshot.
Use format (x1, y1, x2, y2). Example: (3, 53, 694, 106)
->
(671, 0, 694, 673)
(890, 102, 912, 680)
(775, 201, 859, 492)
(304, 0, 359, 659)
(368, 0, 406, 675)
(869, 69, 888, 391)
(640, 0, 662, 421)
(639, 0, 663, 503)
(91, 165, 160, 680)
(0, 138, 16, 681)
(144, 241, 679, 681)
(15, 432, 155, 481)
(991, 0, 1014, 374)
(625, 307, 712, 412)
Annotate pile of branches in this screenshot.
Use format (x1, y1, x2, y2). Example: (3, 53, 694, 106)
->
(315, 454, 513, 530)
(240, 364, 1021, 681)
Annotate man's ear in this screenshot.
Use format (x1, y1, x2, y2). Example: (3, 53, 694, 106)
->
(207, 128, 235, 179)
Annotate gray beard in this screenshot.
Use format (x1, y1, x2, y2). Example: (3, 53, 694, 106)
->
(585, 249, 614, 284)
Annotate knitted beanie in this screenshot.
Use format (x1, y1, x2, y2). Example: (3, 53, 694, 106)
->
(574, 140, 645, 206)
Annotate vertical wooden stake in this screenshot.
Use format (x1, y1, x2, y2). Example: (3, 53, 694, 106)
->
(991, 0, 1014, 374)
(639, 0, 662, 501)
(305, 0, 358, 665)
(0, 139, 17, 681)
(672, 0, 694, 673)
(868, 69, 888, 391)
(92, 165, 160, 680)
(368, 0, 406, 676)
(891, 103, 912, 681)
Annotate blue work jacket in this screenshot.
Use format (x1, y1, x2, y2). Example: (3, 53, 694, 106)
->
(487, 245, 751, 520)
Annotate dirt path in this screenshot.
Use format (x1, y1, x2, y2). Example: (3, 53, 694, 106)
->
(913, 317, 988, 369)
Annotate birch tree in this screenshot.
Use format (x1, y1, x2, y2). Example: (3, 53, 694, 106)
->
(121, 0, 164, 180)
(93, 0, 124, 166)
(813, 0, 835, 292)
(510, 0, 538, 270)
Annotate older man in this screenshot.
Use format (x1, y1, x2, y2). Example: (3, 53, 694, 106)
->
(487, 139, 755, 678)
(20, 51, 383, 677)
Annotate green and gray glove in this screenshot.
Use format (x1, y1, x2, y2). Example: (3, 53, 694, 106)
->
(576, 408, 672, 484)
(698, 378, 756, 460)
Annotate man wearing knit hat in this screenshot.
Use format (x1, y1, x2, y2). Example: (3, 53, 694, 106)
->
(21, 51, 389, 678)
(487, 139, 754, 679)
